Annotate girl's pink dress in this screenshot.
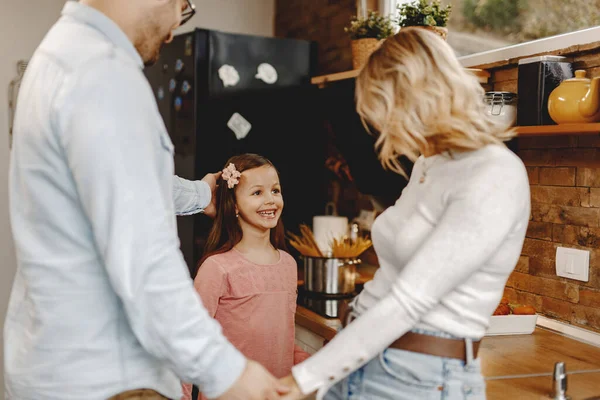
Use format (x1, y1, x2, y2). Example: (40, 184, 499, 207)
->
(181, 248, 310, 400)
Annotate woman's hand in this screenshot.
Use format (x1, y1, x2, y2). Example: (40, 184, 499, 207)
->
(338, 299, 353, 328)
(215, 360, 290, 400)
(278, 375, 315, 400)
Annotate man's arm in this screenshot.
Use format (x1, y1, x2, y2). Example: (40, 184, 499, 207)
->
(173, 175, 209, 215)
(57, 59, 244, 398)
(173, 173, 221, 218)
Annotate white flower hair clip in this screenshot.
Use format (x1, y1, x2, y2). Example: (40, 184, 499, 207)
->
(222, 163, 241, 189)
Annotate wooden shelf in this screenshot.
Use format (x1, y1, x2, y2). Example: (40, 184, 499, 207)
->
(311, 68, 490, 86)
(516, 123, 600, 136)
(311, 70, 359, 85)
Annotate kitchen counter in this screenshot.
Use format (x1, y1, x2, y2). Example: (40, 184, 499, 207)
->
(482, 328, 600, 399)
(295, 305, 341, 342)
(295, 263, 376, 337)
(486, 372, 600, 399)
(480, 328, 600, 376)
(294, 309, 600, 399)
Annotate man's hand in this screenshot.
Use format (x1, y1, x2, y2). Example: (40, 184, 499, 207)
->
(213, 360, 290, 400)
(201, 172, 221, 218)
(278, 375, 313, 400)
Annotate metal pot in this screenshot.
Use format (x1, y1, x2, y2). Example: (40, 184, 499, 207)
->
(303, 257, 359, 294)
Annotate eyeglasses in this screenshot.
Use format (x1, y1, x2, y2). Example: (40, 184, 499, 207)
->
(180, 0, 196, 26)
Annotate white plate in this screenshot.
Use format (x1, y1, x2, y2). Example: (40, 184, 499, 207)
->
(485, 314, 538, 336)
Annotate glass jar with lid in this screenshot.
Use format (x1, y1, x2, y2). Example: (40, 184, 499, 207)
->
(484, 92, 518, 126)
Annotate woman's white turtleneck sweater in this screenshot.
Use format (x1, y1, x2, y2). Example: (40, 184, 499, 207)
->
(293, 144, 531, 398)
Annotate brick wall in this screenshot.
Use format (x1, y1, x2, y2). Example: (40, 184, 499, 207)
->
(492, 50, 600, 332)
(275, 0, 377, 75)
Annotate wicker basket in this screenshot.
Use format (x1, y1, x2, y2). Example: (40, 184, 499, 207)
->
(415, 26, 448, 40)
(351, 38, 383, 70)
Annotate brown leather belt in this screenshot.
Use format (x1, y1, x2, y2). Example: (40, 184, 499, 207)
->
(108, 389, 170, 400)
(389, 331, 480, 362)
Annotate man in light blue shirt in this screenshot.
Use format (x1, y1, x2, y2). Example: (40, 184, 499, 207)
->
(4, 1, 290, 399)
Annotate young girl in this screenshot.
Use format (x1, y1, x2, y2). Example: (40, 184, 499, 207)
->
(182, 154, 310, 400)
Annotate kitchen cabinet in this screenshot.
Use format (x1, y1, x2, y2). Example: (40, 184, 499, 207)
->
(295, 325, 326, 355)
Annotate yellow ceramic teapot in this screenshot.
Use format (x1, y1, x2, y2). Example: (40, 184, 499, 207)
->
(548, 70, 600, 124)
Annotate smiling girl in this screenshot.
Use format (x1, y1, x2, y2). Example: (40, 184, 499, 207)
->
(182, 154, 309, 400)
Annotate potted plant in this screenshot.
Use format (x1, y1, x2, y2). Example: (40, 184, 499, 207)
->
(397, 0, 452, 40)
(345, 11, 396, 70)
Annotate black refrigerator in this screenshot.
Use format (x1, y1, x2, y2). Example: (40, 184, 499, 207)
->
(144, 29, 326, 276)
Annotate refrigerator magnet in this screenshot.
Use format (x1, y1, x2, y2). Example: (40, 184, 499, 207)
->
(181, 81, 191, 95)
(175, 59, 185, 73)
(184, 36, 193, 56)
(218, 64, 240, 87)
(174, 97, 183, 112)
(255, 63, 278, 84)
(227, 113, 252, 140)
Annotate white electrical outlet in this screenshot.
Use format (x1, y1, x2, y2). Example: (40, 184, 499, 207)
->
(556, 247, 589, 282)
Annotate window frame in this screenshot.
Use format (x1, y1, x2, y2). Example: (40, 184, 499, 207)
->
(459, 26, 600, 67)
(380, 0, 600, 68)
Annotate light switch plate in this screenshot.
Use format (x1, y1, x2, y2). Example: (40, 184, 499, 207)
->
(556, 247, 589, 282)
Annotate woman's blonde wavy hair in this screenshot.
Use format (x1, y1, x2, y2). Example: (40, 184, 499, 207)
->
(356, 27, 515, 177)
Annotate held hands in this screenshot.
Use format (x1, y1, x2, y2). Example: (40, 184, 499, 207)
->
(214, 360, 290, 400)
(278, 375, 314, 400)
(276, 304, 351, 400)
(201, 172, 222, 218)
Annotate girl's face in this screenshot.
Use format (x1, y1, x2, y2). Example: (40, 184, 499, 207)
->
(235, 165, 284, 233)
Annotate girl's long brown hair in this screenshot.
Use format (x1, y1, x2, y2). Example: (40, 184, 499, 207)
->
(196, 154, 287, 275)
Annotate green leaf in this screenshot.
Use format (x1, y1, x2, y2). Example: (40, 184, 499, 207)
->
(397, 0, 452, 27)
(344, 10, 398, 40)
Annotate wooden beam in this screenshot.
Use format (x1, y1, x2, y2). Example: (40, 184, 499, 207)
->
(311, 68, 490, 86)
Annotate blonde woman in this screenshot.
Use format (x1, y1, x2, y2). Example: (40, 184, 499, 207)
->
(281, 28, 530, 400)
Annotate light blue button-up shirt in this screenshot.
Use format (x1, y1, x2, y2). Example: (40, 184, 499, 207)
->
(4, 2, 245, 399)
